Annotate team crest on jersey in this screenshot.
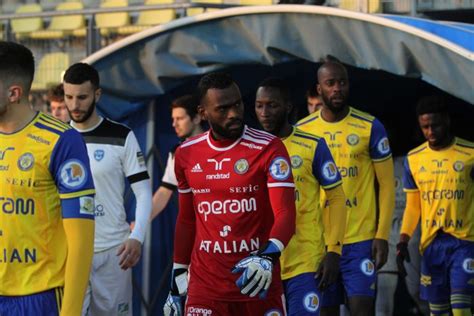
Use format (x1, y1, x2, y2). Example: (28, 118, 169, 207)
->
(453, 161, 464, 172)
(234, 158, 249, 174)
(17, 153, 34, 171)
(264, 309, 282, 316)
(303, 292, 320, 312)
(346, 134, 359, 146)
(377, 137, 390, 155)
(360, 259, 375, 276)
(462, 258, 474, 274)
(94, 149, 105, 161)
(60, 159, 88, 189)
(291, 155, 303, 169)
(269, 157, 291, 180)
(322, 161, 338, 182)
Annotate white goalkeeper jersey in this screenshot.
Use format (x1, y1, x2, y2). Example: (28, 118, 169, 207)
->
(71, 117, 150, 252)
(161, 150, 178, 190)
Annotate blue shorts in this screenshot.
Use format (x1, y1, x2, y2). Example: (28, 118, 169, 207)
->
(420, 232, 474, 303)
(283, 272, 322, 315)
(322, 240, 376, 307)
(0, 288, 62, 316)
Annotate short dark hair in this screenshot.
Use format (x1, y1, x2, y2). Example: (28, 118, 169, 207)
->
(416, 96, 448, 116)
(63, 63, 100, 89)
(258, 77, 291, 104)
(306, 87, 319, 99)
(0, 41, 35, 92)
(197, 72, 234, 103)
(171, 94, 199, 119)
(48, 83, 64, 102)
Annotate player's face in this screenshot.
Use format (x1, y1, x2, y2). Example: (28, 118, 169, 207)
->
(307, 96, 323, 114)
(200, 83, 244, 140)
(317, 66, 349, 113)
(50, 100, 70, 123)
(255, 86, 289, 135)
(172, 107, 197, 139)
(418, 113, 450, 147)
(64, 81, 100, 123)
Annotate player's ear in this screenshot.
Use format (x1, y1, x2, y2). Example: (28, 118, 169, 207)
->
(8, 86, 22, 103)
(94, 88, 102, 102)
(316, 84, 322, 96)
(197, 104, 207, 120)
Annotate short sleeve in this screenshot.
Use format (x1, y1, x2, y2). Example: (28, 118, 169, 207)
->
(369, 118, 392, 162)
(161, 152, 178, 190)
(123, 131, 150, 184)
(403, 157, 418, 192)
(264, 138, 295, 189)
(312, 137, 342, 190)
(174, 146, 191, 194)
(49, 128, 95, 219)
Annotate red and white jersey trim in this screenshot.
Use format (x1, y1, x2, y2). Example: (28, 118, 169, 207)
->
(178, 188, 192, 193)
(180, 134, 207, 149)
(267, 182, 295, 188)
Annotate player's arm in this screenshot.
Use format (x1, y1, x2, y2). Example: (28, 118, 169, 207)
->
(62, 216, 94, 316)
(151, 186, 174, 220)
(373, 158, 395, 240)
(324, 185, 346, 253)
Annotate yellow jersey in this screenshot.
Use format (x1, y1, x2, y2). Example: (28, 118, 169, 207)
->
(0, 112, 95, 295)
(297, 107, 392, 244)
(403, 138, 474, 252)
(280, 128, 342, 280)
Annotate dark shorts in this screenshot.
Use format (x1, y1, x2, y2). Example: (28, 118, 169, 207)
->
(283, 272, 321, 315)
(0, 288, 62, 316)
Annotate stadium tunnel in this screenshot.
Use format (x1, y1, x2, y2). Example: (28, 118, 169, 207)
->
(83, 5, 474, 315)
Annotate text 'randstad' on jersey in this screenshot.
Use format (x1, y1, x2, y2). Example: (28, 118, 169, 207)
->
(0, 112, 95, 296)
(280, 127, 342, 280)
(297, 107, 392, 244)
(174, 126, 294, 300)
(72, 117, 149, 252)
(403, 138, 474, 253)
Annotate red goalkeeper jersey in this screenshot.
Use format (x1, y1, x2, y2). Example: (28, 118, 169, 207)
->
(173, 126, 296, 301)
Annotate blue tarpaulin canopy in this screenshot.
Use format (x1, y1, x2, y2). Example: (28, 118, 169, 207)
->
(82, 6, 474, 315)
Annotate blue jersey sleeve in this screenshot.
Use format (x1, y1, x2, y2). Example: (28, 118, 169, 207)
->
(402, 157, 418, 191)
(49, 128, 95, 219)
(369, 118, 392, 161)
(312, 137, 342, 189)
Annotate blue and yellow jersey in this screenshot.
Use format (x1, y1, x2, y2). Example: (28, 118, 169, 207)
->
(403, 137, 474, 252)
(280, 127, 342, 280)
(297, 107, 392, 244)
(0, 112, 95, 296)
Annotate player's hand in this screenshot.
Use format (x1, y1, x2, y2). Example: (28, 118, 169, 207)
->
(396, 241, 410, 278)
(231, 240, 280, 299)
(130, 221, 135, 231)
(316, 251, 340, 290)
(163, 266, 188, 316)
(117, 238, 142, 270)
(372, 238, 388, 271)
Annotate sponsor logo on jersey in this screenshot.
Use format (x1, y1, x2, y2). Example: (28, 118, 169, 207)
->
(187, 306, 213, 315)
(229, 185, 259, 193)
(0, 147, 14, 160)
(59, 159, 88, 189)
(234, 158, 249, 174)
(377, 137, 390, 155)
(303, 292, 320, 312)
(338, 166, 358, 178)
(95, 204, 105, 217)
(240, 141, 263, 150)
(360, 259, 375, 276)
(208, 158, 231, 170)
(420, 274, 431, 286)
(432, 159, 448, 168)
(191, 163, 203, 173)
(453, 161, 464, 172)
(117, 303, 129, 316)
(206, 173, 230, 180)
(291, 155, 303, 169)
(462, 258, 474, 274)
(0, 247, 37, 264)
(324, 131, 342, 141)
(137, 151, 145, 167)
(269, 157, 290, 181)
(346, 134, 359, 146)
(0, 197, 35, 215)
(197, 198, 257, 221)
(27, 133, 50, 145)
(219, 225, 231, 237)
(322, 161, 338, 181)
(421, 189, 464, 204)
(199, 237, 260, 254)
(192, 188, 211, 194)
(419, 166, 427, 173)
(264, 310, 282, 316)
(17, 153, 34, 171)
(79, 196, 94, 215)
(94, 149, 105, 161)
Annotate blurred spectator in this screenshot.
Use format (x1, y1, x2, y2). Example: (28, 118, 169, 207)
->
(48, 84, 70, 122)
(306, 87, 323, 114)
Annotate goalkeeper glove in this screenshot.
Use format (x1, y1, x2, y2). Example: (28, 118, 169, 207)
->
(231, 240, 281, 299)
(163, 264, 188, 316)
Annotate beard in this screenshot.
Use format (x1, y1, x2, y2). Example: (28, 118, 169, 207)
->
(68, 98, 96, 123)
(321, 93, 346, 113)
(209, 119, 244, 140)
